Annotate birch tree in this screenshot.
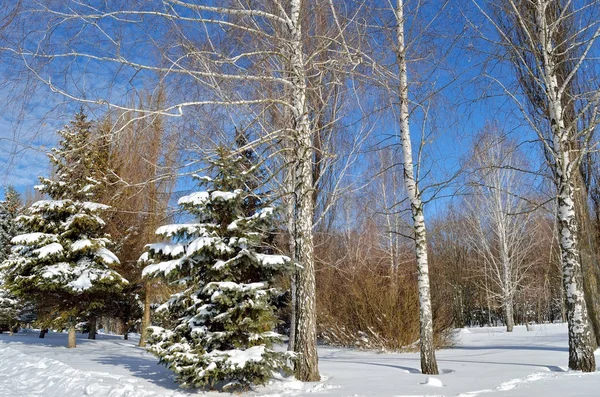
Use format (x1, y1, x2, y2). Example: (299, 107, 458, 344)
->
(466, 132, 537, 332)
(473, 0, 600, 371)
(377, 147, 406, 276)
(353, 0, 458, 374)
(393, 0, 439, 375)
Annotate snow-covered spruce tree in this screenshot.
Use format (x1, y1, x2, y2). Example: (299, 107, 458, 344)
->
(143, 149, 291, 390)
(0, 264, 20, 336)
(0, 278, 19, 335)
(0, 187, 23, 335)
(1, 110, 126, 347)
(37, 108, 109, 201)
(0, 186, 22, 262)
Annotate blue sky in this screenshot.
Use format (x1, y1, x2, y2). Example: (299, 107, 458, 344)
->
(0, 79, 91, 199)
(0, 90, 56, 197)
(0, 0, 550, 208)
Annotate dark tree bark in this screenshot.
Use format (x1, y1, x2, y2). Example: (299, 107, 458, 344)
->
(88, 317, 97, 340)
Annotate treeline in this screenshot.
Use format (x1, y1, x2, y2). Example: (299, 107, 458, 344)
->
(0, 107, 597, 389)
(313, 131, 566, 349)
(1, 0, 600, 387)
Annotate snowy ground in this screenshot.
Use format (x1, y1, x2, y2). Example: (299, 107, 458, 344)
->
(1, 324, 599, 397)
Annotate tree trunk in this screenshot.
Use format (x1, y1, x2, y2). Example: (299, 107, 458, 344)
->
(39, 328, 48, 338)
(68, 325, 76, 348)
(505, 297, 514, 333)
(139, 281, 152, 348)
(286, 163, 297, 352)
(288, 0, 320, 382)
(413, 205, 440, 375)
(395, 0, 438, 375)
(288, 271, 297, 351)
(501, 236, 514, 332)
(457, 288, 464, 327)
(501, 232, 514, 333)
(538, 2, 596, 371)
(285, 135, 297, 353)
(573, 170, 600, 348)
(88, 317, 97, 340)
(561, 299, 567, 323)
(123, 320, 129, 340)
(289, 78, 320, 382)
(484, 268, 492, 327)
(557, 182, 596, 371)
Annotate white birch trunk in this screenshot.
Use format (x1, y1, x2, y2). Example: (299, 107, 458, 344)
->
(501, 223, 514, 332)
(380, 153, 399, 276)
(504, 294, 514, 332)
(536, 0, 595, 372)
(285, 151, 298, 352)
(499, 219, 514, 332)
(288, 0, 320, 382)
(287, 189, 297, 352)
(557, 178, 596, 371)
(395, 0, 438, 375)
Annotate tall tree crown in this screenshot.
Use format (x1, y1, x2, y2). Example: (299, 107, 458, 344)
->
(38, 108, 108, 202)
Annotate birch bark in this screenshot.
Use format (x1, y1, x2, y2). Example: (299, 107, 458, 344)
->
(395, 0, 439, 375)
(473, 0, 599, 371)
(500, 229, 515, 332)
(288, 0, 320, 381)
(536, 0, 596, 372)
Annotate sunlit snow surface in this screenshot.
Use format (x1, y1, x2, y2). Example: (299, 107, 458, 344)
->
(1, 324, 599, 396)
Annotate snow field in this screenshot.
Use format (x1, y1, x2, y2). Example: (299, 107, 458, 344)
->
(1, 324, 599, 397)
(0, 345, 182, 397)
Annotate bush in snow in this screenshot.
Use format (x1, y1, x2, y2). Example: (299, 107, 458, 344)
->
(0, 110, 126, 345)
(142, 148, 291, 390)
